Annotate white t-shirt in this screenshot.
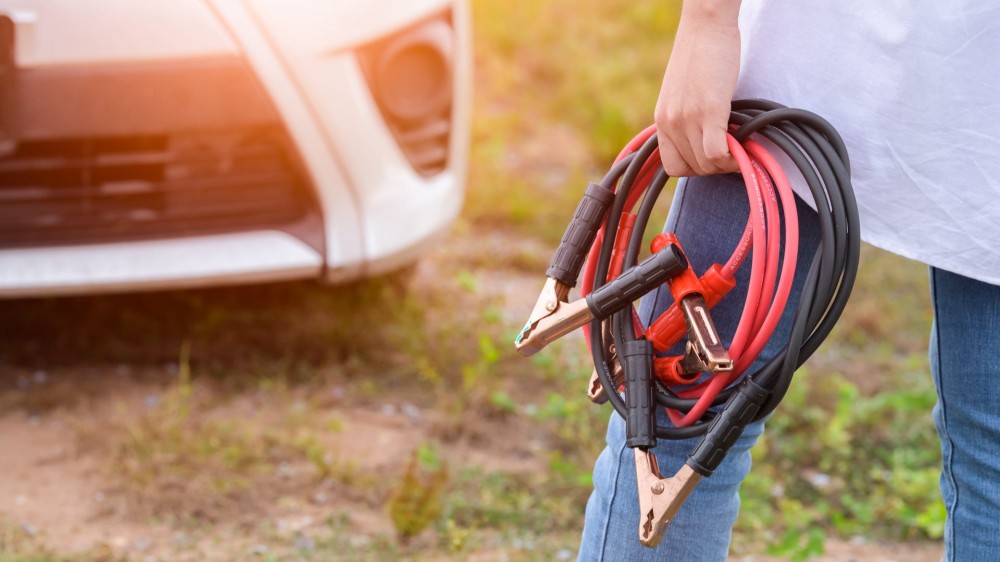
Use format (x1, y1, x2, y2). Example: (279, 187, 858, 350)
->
(735, 1, 1000, 285)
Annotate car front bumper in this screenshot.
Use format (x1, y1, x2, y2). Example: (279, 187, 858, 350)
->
(0, 0, 471, 297)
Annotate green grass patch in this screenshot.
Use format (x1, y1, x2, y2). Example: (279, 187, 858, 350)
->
(736, 363, 943, 560)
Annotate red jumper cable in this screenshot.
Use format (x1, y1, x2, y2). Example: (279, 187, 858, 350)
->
(514, 100, 860, 548)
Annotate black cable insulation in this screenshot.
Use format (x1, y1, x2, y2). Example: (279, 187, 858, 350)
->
(589, 99, 860, 442)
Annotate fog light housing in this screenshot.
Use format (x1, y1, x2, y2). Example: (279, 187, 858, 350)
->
(360, 14, 454, 177)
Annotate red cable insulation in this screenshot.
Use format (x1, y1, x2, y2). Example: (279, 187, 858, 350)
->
(578, 127, 799, 428)
(666, 134, 772, 425)
(729, 139, 800, 374)
(665, 137, 799, 425)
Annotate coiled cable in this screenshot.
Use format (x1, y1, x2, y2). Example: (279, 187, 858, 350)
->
(585, 99, 860, 443)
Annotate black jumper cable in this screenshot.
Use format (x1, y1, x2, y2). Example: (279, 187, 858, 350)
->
(515, 99, 860, 547)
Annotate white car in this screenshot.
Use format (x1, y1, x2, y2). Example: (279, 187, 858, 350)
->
(0, 0, 471, 297)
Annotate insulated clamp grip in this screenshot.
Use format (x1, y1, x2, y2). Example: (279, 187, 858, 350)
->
(546, 182, 615, 287)
(623, 339, 656, 449)
(686, 377, 769, 476)
(586, 244, 688, 319)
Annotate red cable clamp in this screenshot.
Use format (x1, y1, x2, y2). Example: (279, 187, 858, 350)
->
(645, 233, 737, 386)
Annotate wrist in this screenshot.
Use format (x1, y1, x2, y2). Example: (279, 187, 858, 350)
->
(681, 0, 741, 26)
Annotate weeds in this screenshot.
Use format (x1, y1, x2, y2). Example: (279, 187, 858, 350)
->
(0, 273, 425, 376)
(106, 342, 352, 523)
(735, 364, 943, 560)
(387, 445, 449, 543)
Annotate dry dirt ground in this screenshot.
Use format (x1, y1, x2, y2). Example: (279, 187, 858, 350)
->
(0, 231, 943, 561)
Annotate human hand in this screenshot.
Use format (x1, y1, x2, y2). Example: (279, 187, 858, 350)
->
(654, 1, 742, 176)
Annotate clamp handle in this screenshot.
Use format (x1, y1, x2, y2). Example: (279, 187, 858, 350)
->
(623, 339, 656, 449)
(587, 244, 687, 318)
(687, 377, 769, 476)
(517, 245, 686, 357)
(547, 182, 614, 287)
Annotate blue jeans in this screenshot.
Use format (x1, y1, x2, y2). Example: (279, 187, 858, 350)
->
(930, 267, 1000, 561)
(577, 175, 1000, 561)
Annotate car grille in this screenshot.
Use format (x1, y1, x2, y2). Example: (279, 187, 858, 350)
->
(0, 126, 313, 248)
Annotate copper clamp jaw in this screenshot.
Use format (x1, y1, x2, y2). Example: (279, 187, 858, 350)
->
(515, 277, 588, 357)
(676, 293, 734, 375)
(634, 449, 702, 547)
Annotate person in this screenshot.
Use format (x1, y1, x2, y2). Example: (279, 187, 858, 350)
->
(577, 1, 1000, 561)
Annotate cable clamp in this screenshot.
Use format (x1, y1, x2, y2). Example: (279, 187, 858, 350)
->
(634, 449, 702, 547)
(587, 338, 624, 404)
(515, 245, 688, 356)
(645, 234, 735, 384)
(676, 293, 732, 374)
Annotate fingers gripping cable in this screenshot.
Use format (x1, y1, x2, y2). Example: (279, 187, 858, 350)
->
(514, 99, 860, 548)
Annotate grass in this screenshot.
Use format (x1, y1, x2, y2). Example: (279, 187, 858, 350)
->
(42, 247, 934, 561)
(729, 250, 940, 560)
(0, 523, 125, 562)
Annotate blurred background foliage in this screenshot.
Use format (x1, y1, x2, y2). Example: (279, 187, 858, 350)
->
(466, 0, 681, 243)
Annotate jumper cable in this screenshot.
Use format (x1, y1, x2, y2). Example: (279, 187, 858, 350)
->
(515, 100, 860, 548)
